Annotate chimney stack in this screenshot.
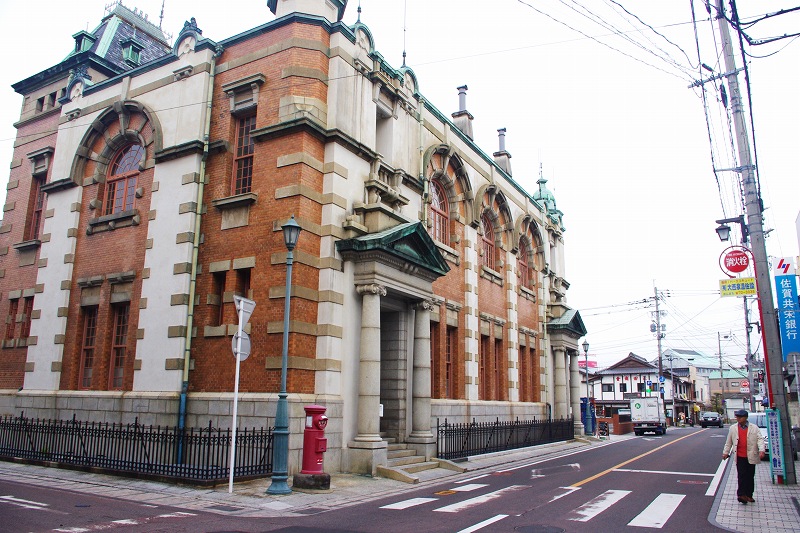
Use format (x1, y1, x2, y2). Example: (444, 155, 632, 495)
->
(493, 128, 512, 175)
(451, 85, 474, 140)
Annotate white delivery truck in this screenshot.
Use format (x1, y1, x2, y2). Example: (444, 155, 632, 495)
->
(630, 397, 667, 436)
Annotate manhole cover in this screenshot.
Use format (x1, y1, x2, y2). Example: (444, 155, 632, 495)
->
(515, 526, 566, 533)
(677, 480, 708, 485)
(435, 490, 457, 495)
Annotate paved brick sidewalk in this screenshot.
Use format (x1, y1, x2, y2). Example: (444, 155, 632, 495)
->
(711, 456, 800, 532)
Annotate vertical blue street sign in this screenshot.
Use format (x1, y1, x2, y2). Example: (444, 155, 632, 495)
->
(766, 408, 786, 483)
(774, 258, 800, 362)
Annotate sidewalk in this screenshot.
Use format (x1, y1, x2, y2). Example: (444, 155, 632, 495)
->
(2, 436, 799, 530)
(712, 455, 800, 532)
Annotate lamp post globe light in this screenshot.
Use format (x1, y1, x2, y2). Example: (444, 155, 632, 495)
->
(582, 339, 590, 434)
(267, 216, 302, 495)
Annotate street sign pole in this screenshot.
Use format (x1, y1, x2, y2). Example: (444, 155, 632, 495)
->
(229, 296, 255, 494)
(229, 304, 244, 494)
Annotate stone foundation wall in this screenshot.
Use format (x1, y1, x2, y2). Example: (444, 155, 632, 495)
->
(431, 399, 548, 426)
(0, 390, 344, 474)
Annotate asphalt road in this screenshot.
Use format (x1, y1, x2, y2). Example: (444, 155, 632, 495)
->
(284, 425, 730, 532)
(0, 426, 731, 532)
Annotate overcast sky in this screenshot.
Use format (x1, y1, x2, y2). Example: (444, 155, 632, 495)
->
(1, 0, 797, 372)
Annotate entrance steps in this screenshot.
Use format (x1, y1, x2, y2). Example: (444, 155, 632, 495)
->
(375, 437, 465, 484)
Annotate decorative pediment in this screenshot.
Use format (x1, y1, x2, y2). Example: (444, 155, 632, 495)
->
(546, 308, 587, 339)
(336, 221, 450, 279)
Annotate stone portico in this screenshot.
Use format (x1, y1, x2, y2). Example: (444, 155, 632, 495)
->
(337, 222, 449, 474)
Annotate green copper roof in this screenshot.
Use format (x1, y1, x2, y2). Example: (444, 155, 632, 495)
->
(336, 222, 450, 278)
(548, 308, 587, 337)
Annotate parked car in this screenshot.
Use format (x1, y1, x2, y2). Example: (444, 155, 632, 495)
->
(701, 411, 724, 428)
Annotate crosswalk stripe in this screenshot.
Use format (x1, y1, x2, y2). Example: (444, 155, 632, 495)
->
(434, 485, 528, 513)
(568, 489, 631, 522)
(549, 486, 580, 503)
(449, 484, 488, 492)
(380, 497, 438, 510)
(455, 514, 509, 533)
(706, 459, 728, 496)
(628, 493, 685, 528)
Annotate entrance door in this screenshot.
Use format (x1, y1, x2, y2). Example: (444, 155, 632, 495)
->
(379, 309, 408, 442)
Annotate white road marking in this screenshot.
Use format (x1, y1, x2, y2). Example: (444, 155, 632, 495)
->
(434, 485, 528, 513)
(380, 497, 438, 510)
(157, 512, 196, 518)
(496, 438, 622, 473)
(455, 473, 489, 483)
(449, 484, 488, 492)
(0, 494, 50, 510)
(529, 463, 581, 477)
(615, 468, 714, 477)
(455, 514, 508, 533)
(568, 489, 631, 522)
(628, 493, 685, 528)
(548, 486, 581, 503)
(52, 510, 197, 531)
(706, 459, 729, 496)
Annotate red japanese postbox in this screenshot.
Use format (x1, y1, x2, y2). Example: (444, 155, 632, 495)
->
(300, 404, 328, 474)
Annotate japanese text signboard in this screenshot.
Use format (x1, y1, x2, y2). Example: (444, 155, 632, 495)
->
(766, 409, 786, 483)
(724, 249, 749, 273)
(719, 277, 756, 297)
(774, 257, 800, 363)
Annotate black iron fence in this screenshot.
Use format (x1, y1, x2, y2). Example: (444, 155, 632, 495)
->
(437, 416, 574, 460)
(0, 414, 273, 485)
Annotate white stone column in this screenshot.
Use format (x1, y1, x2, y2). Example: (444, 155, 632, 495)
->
(569, 351, 584, 434)
(354, 283, 385, 441)
(408, 300, 435, 458)
(348, 284, 388, 475)
(410, 299, 433, 438)
(554, 346, 567, 418)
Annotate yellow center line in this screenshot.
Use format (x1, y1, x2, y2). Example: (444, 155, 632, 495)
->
(571, 430, 707, 487)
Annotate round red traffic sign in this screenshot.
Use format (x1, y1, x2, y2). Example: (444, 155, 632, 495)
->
(722, 249, 749, 274)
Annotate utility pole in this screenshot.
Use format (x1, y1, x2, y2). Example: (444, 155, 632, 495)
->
(744, 298, 755, 411)
(653, 286, 666, 419)
(718, 332, 726, 417)
(715, 0, 795, 483)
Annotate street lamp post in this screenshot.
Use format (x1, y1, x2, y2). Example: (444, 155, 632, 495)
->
(267, 216, 302, 495)
(582, 339, 590, 434)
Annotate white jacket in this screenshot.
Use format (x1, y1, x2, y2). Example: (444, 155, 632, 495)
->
(722, 422, 766, 465)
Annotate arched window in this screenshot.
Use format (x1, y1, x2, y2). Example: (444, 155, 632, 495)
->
(430, 180, 449, 245)
(105, 144, 143, 215)
(518, 238, 531, 289)
(480, 213, 495, 270)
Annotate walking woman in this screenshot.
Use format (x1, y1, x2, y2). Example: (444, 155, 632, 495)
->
(722, 409, 766, 504)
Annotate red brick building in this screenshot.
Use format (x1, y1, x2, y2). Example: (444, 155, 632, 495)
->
(0, 0, 586, 475)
